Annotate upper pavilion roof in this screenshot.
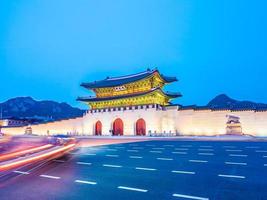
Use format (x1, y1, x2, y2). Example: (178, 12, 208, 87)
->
(77, 87, 182, 102)
(81, 69, 177, 89)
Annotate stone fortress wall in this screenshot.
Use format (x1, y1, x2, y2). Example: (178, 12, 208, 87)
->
(176, 108, 267, 136)
(2, 104, 267, 137)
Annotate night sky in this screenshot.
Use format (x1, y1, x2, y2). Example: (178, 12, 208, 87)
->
(0, 0, 266, 108)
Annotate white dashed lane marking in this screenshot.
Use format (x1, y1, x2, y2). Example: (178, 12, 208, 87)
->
(264, 164, 267, 167)
(152, 147, 165, 150)
(200, 145, 212, 148)
(157, 157, 173, 161)
(198, 153, 214, 156)
(75, 180, 97, 185)
(103, 164, 122, 168)
(85, 153, 96, 156)
(256, 150, 267, 153)
(69, 152, 79, 155)
(189, 160, 208, 163)
(127, 150, 139, 152)
(129, 156, 143, 159)
(229, 154, 248, 157)
(163, 145, 174, 147)
(106, 154, 119, 157)
(132, 147, 144, 149)
(118, 186, 148, 193)
(150, 151, 162, 153)
(245, 146, 259, 149)
(136, 167, 157, 171)
(225, 162, 247, 166)
(225, 149, 243, 152)
(13, 170, 29, 175)
(106, 149, 118, 151)
(172, 152, 187, 154)
(53, 160, 65, 163)
(175, 148, 188, 151)
(223, 146, 236, 148)
(218, 174, 245, 179)
(77, 162, 92, 165)
(40, 175, 61, 179)
(173, 193, 209, 200)
(172, 170, 195, 175)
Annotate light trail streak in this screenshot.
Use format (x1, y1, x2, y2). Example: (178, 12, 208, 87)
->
(0, 144, 75, 172)
(0, 144, 53, 162)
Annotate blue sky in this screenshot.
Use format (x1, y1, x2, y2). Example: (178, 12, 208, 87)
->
(0, 0, 266, 108)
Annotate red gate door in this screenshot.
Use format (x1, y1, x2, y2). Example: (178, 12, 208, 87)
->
(136, 118, 146, 136)
(95, 121, 102, 136)
(113, 118, 123, 136)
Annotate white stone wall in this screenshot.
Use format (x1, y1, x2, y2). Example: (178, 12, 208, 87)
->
(176, 109, 267, 136)
(1, 117, 84, 136)
(2, 106, 267, 137)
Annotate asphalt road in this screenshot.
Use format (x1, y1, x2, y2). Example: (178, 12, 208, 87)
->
(0, 140, 267, 200)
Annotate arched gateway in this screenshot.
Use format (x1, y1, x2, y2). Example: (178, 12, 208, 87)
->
(113, 118, 123, 136)
(95, 121, 102, 136)
(136, 118, 146, 136)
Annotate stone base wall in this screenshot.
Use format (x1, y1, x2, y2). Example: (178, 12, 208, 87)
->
(1, 117, 84, 136)
(2, 106, 267, 137)
(176, 109, 267, 136)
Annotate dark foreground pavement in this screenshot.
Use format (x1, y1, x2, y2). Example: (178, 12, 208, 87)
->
(0, 140, 267, 200)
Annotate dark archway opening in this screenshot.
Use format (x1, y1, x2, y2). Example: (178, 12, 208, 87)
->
(113, 118, 123, 136)
(95, 121, 102, 136)
(136, 118, 146, 136)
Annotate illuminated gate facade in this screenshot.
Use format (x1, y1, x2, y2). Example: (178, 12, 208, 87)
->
(78, 69, 181, 136)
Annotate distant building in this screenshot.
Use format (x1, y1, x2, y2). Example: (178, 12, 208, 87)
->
(226, 115, 243, 135)
(0, 117, 30, 127)
(2, 69, 267, 136)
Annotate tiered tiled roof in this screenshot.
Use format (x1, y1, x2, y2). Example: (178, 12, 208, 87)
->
(81, 69, 177, 89)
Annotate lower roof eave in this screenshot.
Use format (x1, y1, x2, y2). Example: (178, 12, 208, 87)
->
(77, 88, 181, 102)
